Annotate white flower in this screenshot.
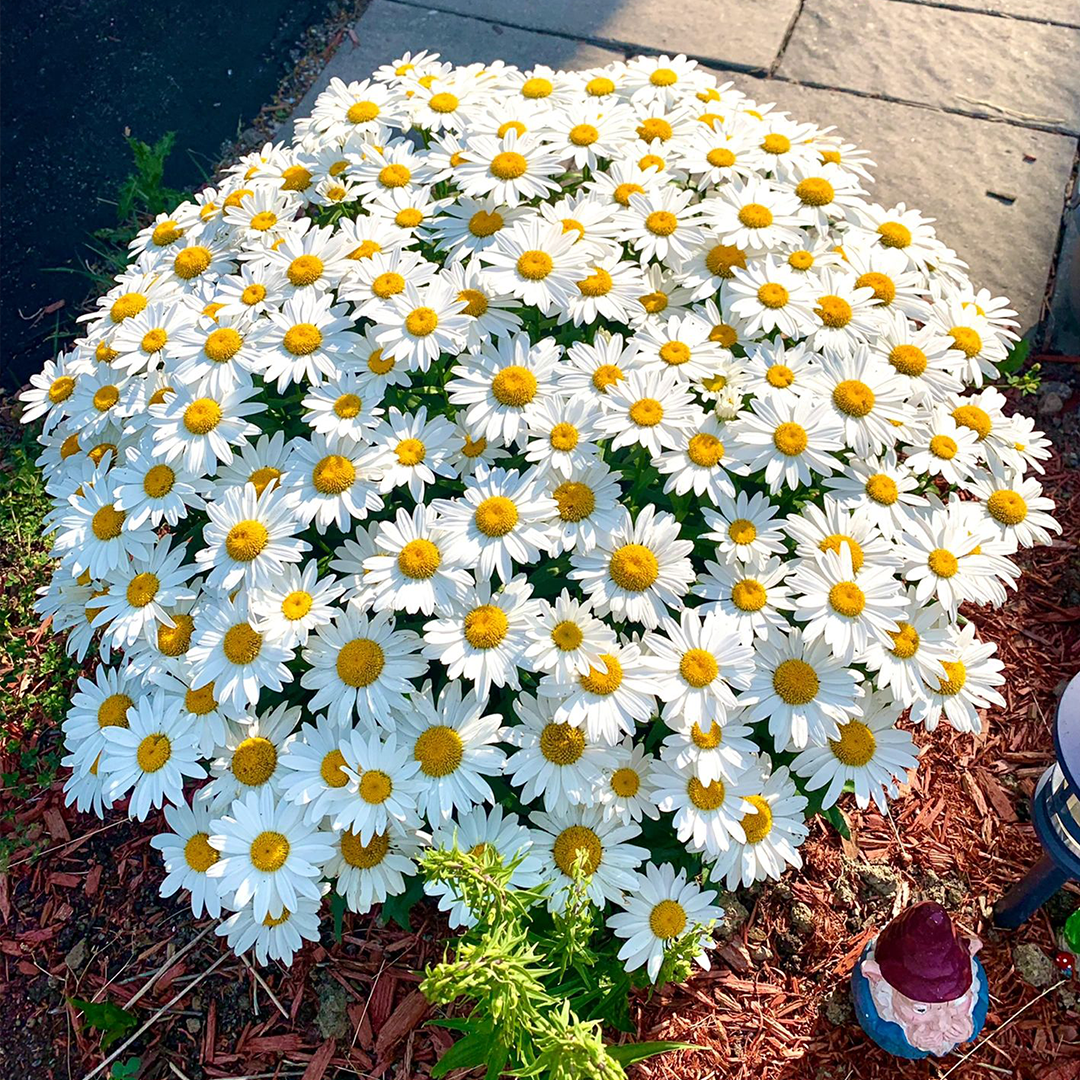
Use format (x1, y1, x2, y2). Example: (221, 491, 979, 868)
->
(455, 129, 563, 206)
(607, 861, 724, 981)
(205, 702, 301, 808)
(326, 826, 422, 915)
(217, 892, 325, 966)
(595, 738, 660, 825)
(523, 590, 616, 680)
(286, 432, 384, 534)
(369, 406, 457, 501)
(249, 560, 345, 649)
(278, 712, 356, 826)
(329, 729, 424, 841)
(614, 187, 705, 266)
(150, 792, 224, 918)
(594, 368, 702, 456)
(372, 281, 470, 371)
(909, 622, 1005, 733)
(660, 714, 760, 786)
(694, 556, 796, 646)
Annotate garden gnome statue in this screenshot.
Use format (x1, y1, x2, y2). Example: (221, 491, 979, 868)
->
(852, 901, 989, 1059)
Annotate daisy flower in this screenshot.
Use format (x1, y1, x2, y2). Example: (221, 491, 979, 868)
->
(216, 892, 325, 966)
(523, 590, 616, 680)
(815, 347, 910, 457)
(364, 505, 475, 616)
(547, 461, 625, 555)
(563, 256, 647, 328)
(442, 258, 524, 350)
(607, 862, 724, 981)
(660, 714, 760, 786)
(286, 432, 384, 534)
(615, 187, 705, 266)
(196, 483, 308, 593)
(278, 713, 356, 826)
(398, 680, 506, 822)
(570, 505, 694, 630)
(214, 430, 291, 498)
(909, 622, 1006, 733)
(110, 445, 210, 529)
(330, 729, 424, 841)
(372, 281, 470, 371)
(422, 575, 541, 698)
(522, 395, 602, 478)
(862, 592, 951, 706)
(595, 738, 661, 825)
(540, 638, 658, 744)
(257, 292, 358, 390)
(502, 691, 616, 811)
(875, 309, 963, 405)
(208, 787, 334, 923)
(641, 609, 755, 725)
(652, 757, 759, 857)
(428, 197, 531, 263)
(369, 406, 457, 501)
(325, 826, 423, 914)
(965, 468, 1061, 550)
(100, 693, 205, 820)
(823, 451, 928, 539)
(742, 630, 863, 751)
(792, 692, 919, 812)
(301, 608, 426, 728)
(899, 508, 995, 616)
(700, 490, 788, 567)
(706, 764, 810, 889)
(432, 467, 555, 585)
(693, 556, 796, 646)
(529, 804, 647, 913)
(455, 129, 563, 206)
(50, 483, 157, 580)
(425, 804, 544, 927)
(805, 269, 883, 354)
(848, 202, 946, 271)
(249, 560, 345, 649)
(633, 312, 730, 384)
(301, 372, 384, 441)
(706, 177, 807, 251)
(62, 666, 143, 775)
(149, 792, 226, 919)
(594, 368, 702, 456)
(654, 414, 740, 504)
(205, 702, 301, 808)
(559, 334, 643, 403)
(731, 395, 846, 494)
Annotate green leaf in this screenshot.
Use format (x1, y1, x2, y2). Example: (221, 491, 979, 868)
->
(607, 1040, 699, 1065)
(110, 1058, 141, 1079)
(379, 874, 425, 930)
(70, 997, 138, 1051)
(997, 336, 1031, 375)
(330, 891, 347, 944)
(822, 804, 851, 839)
(430, 1029, 498, 1077)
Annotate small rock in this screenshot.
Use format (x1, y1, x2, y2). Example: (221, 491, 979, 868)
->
(1058, 986, 1079, 1012)
(858, 864, 900, 898)
(834, 875, 857, 908)
(713, 893, 750, 939)
(315, 971, 351, 1040)
(64, 938, 89, 972)
(776, 931, 801, 958)
(791, 901, 815, 936)
(186, 1017, 201, 1034)
(1039, 392, 1064, 416)
(1013, 943, 1057, 988)
(748, 944, 774, 963)
(823, 985, 854, 1026)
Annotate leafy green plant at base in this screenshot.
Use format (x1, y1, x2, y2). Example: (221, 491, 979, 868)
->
(998, 337, 1042, 396)
(70, 998, 138, 1051)
(418, 844, 700, 1080)
(110, 1058, 141, 1080)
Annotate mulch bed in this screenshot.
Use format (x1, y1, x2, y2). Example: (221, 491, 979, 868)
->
(2, 387, 1078, 1080)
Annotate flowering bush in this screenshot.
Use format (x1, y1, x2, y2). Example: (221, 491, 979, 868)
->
(23, 51, 1060, 981)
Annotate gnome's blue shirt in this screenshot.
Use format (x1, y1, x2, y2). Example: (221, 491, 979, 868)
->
(852, 942, 989, 1060)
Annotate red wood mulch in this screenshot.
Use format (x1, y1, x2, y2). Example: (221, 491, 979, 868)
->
(1, 394, 1078, 1080)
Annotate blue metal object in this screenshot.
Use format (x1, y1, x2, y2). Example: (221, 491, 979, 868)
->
(993, 671, 1080, 929)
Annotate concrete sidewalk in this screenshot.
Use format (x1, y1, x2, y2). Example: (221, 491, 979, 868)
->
(285, 0, 1080, 347)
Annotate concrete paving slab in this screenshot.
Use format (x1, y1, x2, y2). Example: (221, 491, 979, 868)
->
(1045, 203, 1080, 353)
(935, 0, 1080, 25)
(721, 73, 1077, 328)
(279, 0, 624, 141)
(384, 0, 801, 72)
(779, 0, 1080, 136)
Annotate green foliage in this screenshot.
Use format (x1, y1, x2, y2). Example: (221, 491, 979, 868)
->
(418, 842, 699, 1080)
(110, 1058, 141, 1079)
(997, 337, 1043, 396)
(70, 997, 138, 1051)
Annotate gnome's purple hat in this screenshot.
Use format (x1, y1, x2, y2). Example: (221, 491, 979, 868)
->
(875, 901, 973, 1003)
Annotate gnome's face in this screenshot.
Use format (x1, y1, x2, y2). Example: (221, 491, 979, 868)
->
(862, 937, 981, 1057)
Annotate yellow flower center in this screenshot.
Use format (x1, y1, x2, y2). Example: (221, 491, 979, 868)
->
(865, 474, 899, 505)
(553, 480, 596, 522)
(816, 295, 853, 328)
(889, 622, 920, 659)
(645, 210, 678, 237)
(577, 268, 613, 297)
(741, 795, 773, 843)
(930, 434, 958, 460)
(157, 614, 194, 657)
(591, 364, 623, 391)
(232, 736, 278, 786)
(738, 203, 773, 229)
(458, 288, 489, 316)
(691, 721, 724, 749)
(184, 683, 217, 716)
(549, 422, 579, 451)
(249, 466, 282, 496)
(91, 505, 126, 541)
(468, 209, 504, 237)
(553, 825, 602, 876)
(828, 581, 866, 618)
(359, 770, 393, 804)
(126, 572, 159, 608)
(201, 327, 242, 363)
(614, 182, 645, 206)
(134, 732, 170, 773)
(757, 283, 789, 309)
(796, 177, 834, 206)
(263, 909, 291, 927)
(226, 519, 269, 562)
(281, 165, 312, 191)
(371, 271, 405, 298)
(93, 384, 120, 412)
(609, 543, 659, 591)
(333, 393, 363, 419)
(551, 620, 584, 651)
(404, 306, 438, 337)
(241, 283, 267, 306)
(491, 365, 537, 407)
(853, 273, 894, 305)
(222, 623, 262, 665)
(728, 518, 757, 546)
(521, 76, 553, 98)
(819, 534, 864, 572)
(772, 658, 820, 705)
(348, 240, 382, 260)
(395, 208, 424, 229)
(174, 246, 212, 280)
(637, 117, 673, 143)
(337, 638, 386, 687)
(629, 397, 663, 427)
(281, 591, 313, 621)
(516, 250, 554, 280)
(347, 100, 380, 123)
(367, 348, 395, 374)
(832, 379, 875, 417)
(341, 828, 390, 870)
(320, 749, 349, 787)
(640, 288, 668, 311)
(688, 776, 725, 811)
(48, 375, 77, 403)
(151, 220, 184, 246)
(928, 548, 959, 578)
(687, 433, 724, 467)
(773, 421, 808, 456)
(656, 341, 688, 368)
(250, 830, 289, 872)
(711, 323, 738, 348)
(987, 489, 1027, 525)
(184, 833, 219, 872)
(398, 538, 441, 579)
(464, 604, 510, 649)
(732, 579, 768, 612)
(249, 211, 278, 232)
(569, 123, 599, 146)
(580, 653, 623, 695)
(762, 133, 791, 154)
(707, 147, 736, 168)
(888, 344, 927, 378)
(586, 76, 615, 96)
(788, 250, 815, 271)
(936, 660, 967, 696)
(498, 120, 527, 138)
(611, 767, 640, 798)
(98, 693, 133, 729)
(540, 722, 586, 765)
(287, 255, 324, 287)
(952, 404, 992, 439)
(429, 92, 459, 114)
(378, 164, 411, 189)
(877, 222, 912, 249)
(472, 495, 518, 538)
(312, 454, 356, 494)
(680, 648, 718, 688)
(109, 293, 148, 324)
(414, 725, 465, 777)
(490, 151, 529, 180)
(181, 398, 222, 435)
(649, 898, 687, 940)
(829, 721, 877, 767)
